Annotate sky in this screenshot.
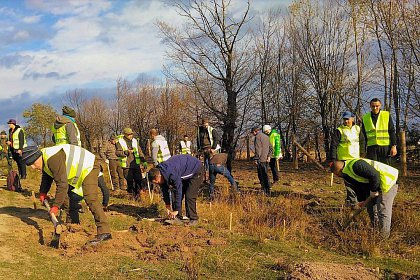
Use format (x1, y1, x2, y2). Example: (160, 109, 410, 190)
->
(0, 0, 291, 131)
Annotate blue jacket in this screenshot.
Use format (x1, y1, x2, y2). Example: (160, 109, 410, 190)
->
(158, 155, 202, 211)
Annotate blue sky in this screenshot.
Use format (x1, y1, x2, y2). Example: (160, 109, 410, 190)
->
(0, 0, 291, 130)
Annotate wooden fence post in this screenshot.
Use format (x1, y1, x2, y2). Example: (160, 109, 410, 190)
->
(400, 129, 407, 177)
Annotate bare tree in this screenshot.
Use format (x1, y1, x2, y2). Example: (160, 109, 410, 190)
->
(288, 0, 352, 159)
(158, 0, 256, 170)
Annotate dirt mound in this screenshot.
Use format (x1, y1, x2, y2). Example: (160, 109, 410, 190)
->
(288, 262, 380, 280)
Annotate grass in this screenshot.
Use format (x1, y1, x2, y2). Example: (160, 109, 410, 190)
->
(0, 160, 419, 279)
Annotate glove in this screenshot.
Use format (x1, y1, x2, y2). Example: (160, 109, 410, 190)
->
(143, 162, 148, 169)
(50, 206, 59, 216)
(39, 193, 47, 203)
(370, 191, 379, 198)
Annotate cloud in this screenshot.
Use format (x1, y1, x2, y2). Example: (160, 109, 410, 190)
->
(23, 70, 77, 80)
(25, 0, 112, 17)
(0, 53, 33, 68)
(22, 15, 42, 24)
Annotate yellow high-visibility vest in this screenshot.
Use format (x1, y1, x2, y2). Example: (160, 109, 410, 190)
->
(363, 111, 390, 146)
(12, 128, 27, 149)
(118, 138, 141, 168)
(343, 158, 398, 193)
(180, 140, 191, 154)
(51, 123, 81, 146)
(42, 144, 95, 197)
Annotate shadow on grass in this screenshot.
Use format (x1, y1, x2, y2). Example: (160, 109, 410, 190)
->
(0, 206, 50, 245)
(107, 203, 159, 219)
(0, 185, 33, 198)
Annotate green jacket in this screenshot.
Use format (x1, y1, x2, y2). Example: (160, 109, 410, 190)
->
(269, 129, 281, 159)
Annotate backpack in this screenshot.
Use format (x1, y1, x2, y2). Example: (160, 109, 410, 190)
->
(7, 170, 22, 192)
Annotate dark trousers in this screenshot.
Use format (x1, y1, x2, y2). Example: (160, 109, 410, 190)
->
(208, 163, 237, 195)
(366, 145, 391, 164)
(11, 151, 26, 179)
(179, 166, 203, 220)
(64, 188, 83, 224)
(268, 158, 280, 182)
(98, 175, 110, 206)
(257, 162, 271, 195)
(123, 167, 143, 194)
(82, 160, 111, 235)
(109, 159, 125, 189)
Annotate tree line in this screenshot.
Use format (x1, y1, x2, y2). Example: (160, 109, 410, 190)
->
(22, 0, 419, 166)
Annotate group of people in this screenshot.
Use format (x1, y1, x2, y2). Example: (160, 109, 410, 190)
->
(329, 98, 399, 238)
(6, 97, 399, 245)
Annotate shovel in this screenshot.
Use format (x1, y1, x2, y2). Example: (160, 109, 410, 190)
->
(43, 200, 63, 249)
(341, 196, 373, 230)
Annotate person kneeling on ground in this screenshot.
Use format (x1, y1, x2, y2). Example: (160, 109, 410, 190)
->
(22, 144, 112, 245)
(208, 149, 238, 200)
(148, 154, 203, 226)
(331, 159, 398, 238)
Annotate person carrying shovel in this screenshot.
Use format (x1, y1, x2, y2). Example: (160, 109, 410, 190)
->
(330, 159, 398, 238)
(21, 145, 112, 245)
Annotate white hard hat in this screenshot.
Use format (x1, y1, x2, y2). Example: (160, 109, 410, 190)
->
(262, 125, 271, 132)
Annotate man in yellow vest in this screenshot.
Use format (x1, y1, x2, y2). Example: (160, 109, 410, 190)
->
(178, 135, 192, 155)
(51, 106, 81, 146)
(330, 111, 364, 205)
(331, 159, 398, 238)
(115, 128, 147, 195)
(150, 128, 171, 166)
(362, 98, 397, 164)
(21, 145, 112, 245)
(6, 119, 27, 179)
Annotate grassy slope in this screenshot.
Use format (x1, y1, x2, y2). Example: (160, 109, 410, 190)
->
(0, 160, 418, 280)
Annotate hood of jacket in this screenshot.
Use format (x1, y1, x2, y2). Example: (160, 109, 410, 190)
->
(54, 115, 73, 129)
(155, 135, 167, 142)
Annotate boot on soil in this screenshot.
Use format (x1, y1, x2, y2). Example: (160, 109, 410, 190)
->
(87, 233, 112, 245)
(164, 217, 184, 226)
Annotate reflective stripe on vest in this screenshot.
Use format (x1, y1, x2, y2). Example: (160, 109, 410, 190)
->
(180, 140, 191, 154)
(41, 144, 95, 196)
(12, 128, 27, 149)
(343, 158, 398, 193)
(337, 125, 360, 160)
(118, 138, 141, 168)
(363, 111, 390, 146)
(154, 138, 171, 163)
(52, 123, 81, 146)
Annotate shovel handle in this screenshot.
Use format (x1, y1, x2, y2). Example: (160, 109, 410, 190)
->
(342, 196, 374, 229)
(43, 200, 62, 234)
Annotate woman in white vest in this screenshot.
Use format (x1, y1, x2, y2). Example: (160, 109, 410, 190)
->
(150, 128, 171, 166)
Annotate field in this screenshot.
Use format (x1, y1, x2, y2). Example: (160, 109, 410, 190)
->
(0, 159, 418, 280)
